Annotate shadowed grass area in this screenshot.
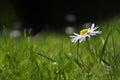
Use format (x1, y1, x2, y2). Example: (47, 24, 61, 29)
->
(0, 16, 120, 80)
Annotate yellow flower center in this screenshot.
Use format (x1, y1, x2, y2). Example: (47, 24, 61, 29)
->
(80, 29, 88, 35)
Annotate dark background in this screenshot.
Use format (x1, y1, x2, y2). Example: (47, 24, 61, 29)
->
(0, 0, 120, 35)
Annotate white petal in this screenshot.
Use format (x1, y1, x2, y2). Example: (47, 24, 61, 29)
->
(90, 23, 95, 31)
(70, 35, 76, 38)
(70, 31, 92, 43)
(88, 23, 102, 36)
(91, 30, 101, 35)
(92, 26, 99, 31)
(73, 33, 79, 36)
(79, 39, 83, 43)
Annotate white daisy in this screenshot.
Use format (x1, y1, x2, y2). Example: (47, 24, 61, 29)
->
(70, 23, 102, 43)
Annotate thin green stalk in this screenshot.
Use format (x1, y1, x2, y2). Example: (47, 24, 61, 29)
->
(77, 40, 79, 61)
(3, 25, 7, 45)
(74, 40, 82, 67)
(86, 38, 94, 56)
(111, 25, 115, 59)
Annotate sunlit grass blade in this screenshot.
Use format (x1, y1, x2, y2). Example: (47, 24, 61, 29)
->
(111, 25, 116, 58)
(37, 51, 56, 62)
(100, 26, 111, 62)
(101, 59, 111, 67)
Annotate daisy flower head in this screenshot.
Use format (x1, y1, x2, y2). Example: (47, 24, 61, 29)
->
(70, 23, 102, 43)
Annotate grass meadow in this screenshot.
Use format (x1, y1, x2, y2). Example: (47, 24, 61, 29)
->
(0, 16, 120, 80)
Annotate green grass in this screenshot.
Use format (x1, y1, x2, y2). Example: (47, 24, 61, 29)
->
(0, 16, 120, 80)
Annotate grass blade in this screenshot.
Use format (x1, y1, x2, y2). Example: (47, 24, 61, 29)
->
(100, 26, 111, 62)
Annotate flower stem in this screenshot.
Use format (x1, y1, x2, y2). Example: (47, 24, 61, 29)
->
(77, 40, 79, 61)
(86, 38, 94, 56)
